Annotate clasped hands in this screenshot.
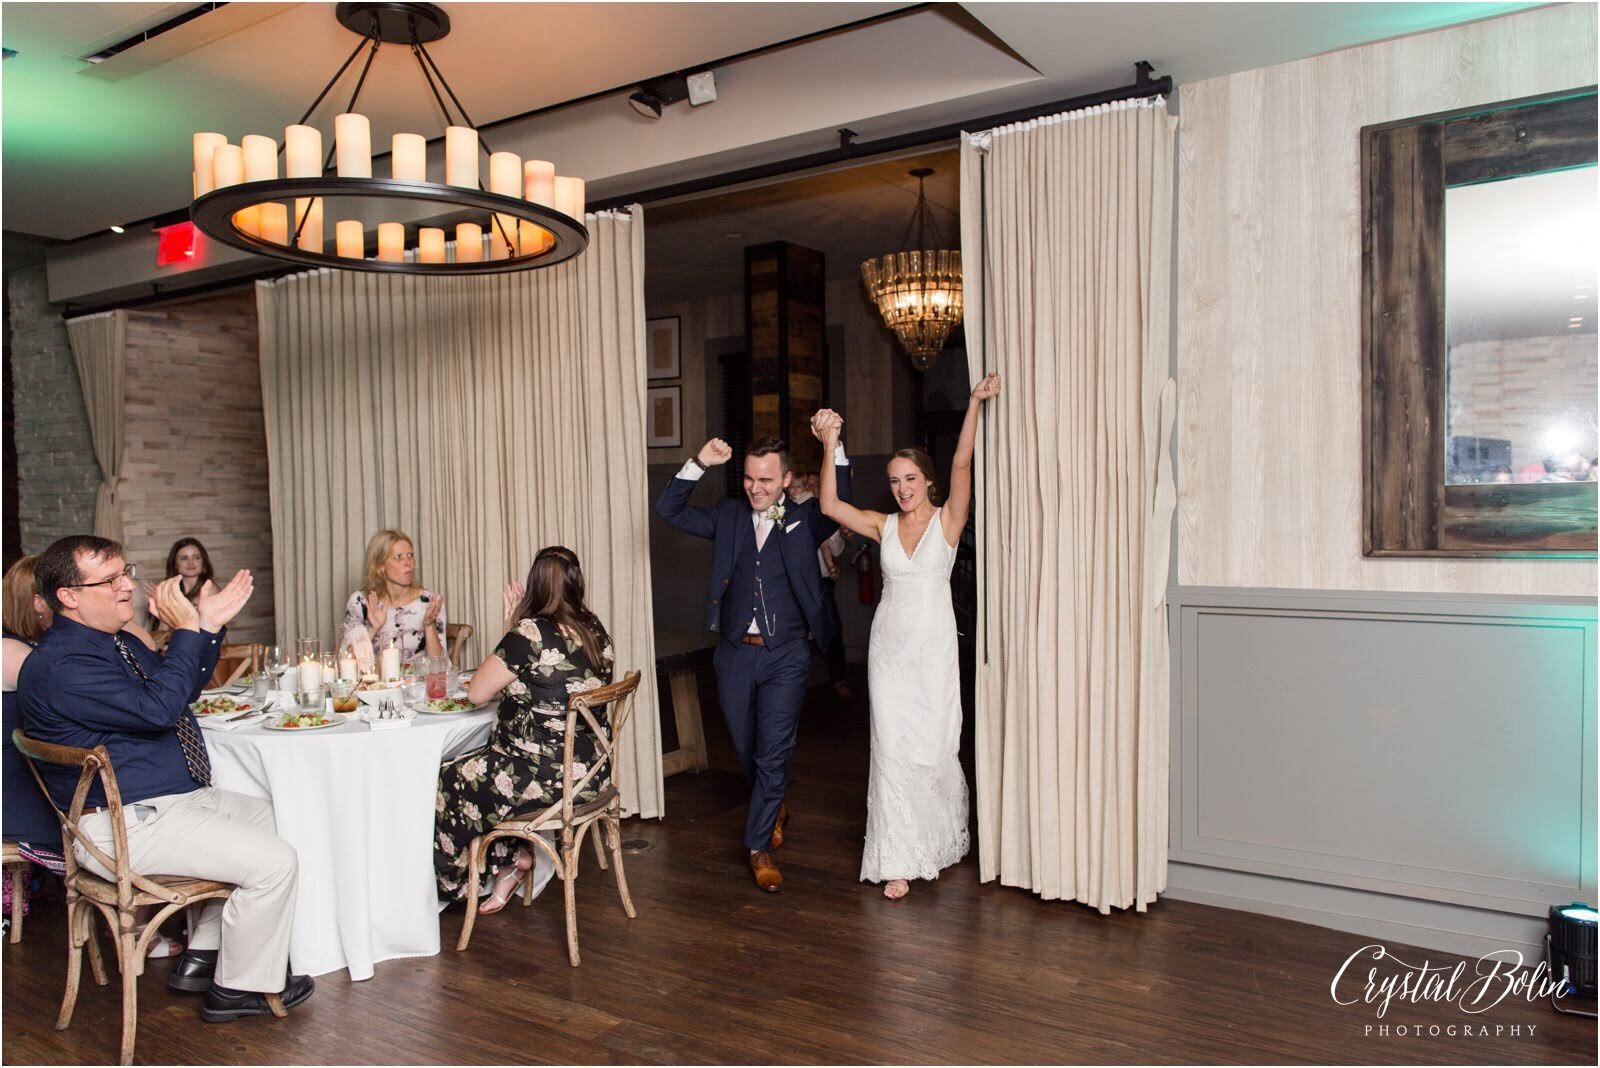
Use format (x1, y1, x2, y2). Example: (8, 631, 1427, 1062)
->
(147, 571, 254, 633)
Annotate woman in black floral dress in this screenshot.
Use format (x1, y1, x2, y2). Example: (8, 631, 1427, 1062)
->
(433, 546, 613, 910)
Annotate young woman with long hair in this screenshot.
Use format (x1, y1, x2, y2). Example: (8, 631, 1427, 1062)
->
(432, 546, 614, 913)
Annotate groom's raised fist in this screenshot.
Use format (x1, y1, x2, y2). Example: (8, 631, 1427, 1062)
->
(697, 438, 733, 467)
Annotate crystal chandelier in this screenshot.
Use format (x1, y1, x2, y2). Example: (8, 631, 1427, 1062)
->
(860, 167, 963, 371)
(187, 2, 587, 275)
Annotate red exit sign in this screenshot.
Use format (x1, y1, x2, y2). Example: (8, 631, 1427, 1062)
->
(155, 221, 198, 266)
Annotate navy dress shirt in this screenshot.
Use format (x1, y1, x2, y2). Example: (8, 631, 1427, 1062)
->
(16, 617, 224, 809)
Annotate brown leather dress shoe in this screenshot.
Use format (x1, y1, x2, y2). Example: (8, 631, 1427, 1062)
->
(749, 850, 782, 892)
(769, 801, 789, 849)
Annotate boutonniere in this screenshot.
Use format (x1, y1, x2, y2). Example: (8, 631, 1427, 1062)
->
(764, 501, 786, 526)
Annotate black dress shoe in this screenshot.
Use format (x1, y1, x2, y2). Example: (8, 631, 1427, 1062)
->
(167, 949, 218, 993)
(200, 974, 314, 1023)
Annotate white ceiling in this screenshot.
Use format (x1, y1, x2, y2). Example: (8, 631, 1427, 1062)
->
(0, 1, 910, 238)
(1, 1, 1546, 244)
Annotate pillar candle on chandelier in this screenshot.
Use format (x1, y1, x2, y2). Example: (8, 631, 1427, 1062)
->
(193, 133, 226, 196)
(242, 135, 277, 182)
(392, 133, 426, 181)
(336, 220, 365, 259)
(334, 113, 372, 178)
(211, 144, 244, 188)
(417, 227, 445, 263)
(553, 176, 585, 220)
(377, 222, 405, 262)
(284, 125, 322, 179)
(454, 222, 483, 262)
(445, 126, 478, 188)
(523, 160, 555, 206)
(259, 202, 289, 245)
(294, 197, 323, 253)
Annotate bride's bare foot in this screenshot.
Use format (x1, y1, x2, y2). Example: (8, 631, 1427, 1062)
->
(883, 879, 910, 900)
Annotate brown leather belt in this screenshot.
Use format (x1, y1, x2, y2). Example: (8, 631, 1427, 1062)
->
(740, 634, 766, 646)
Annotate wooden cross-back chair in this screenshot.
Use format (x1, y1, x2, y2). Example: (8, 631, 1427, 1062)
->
(2, 839, 27, 943)
(208, 642, 260, 690)
(455, 670, 641, 965)
(444, 624, 474, 668)
(11, 730, 284, 1065)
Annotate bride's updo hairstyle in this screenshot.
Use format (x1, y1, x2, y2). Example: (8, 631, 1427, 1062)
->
(889, 447, 942, 505)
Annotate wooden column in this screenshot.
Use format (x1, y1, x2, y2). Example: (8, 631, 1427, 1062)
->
(745, 241, 825, 470)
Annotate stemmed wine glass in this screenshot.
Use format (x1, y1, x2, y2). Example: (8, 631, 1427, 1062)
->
(262, 645, 287, 688)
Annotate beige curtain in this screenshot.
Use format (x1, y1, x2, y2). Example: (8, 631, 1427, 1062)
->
(960, 99, 1178, 911)
(66, 310, 128, 541)
(256, 211, 663, 818)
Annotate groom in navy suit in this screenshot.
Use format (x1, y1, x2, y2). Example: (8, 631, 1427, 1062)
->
(657, 425, 853, 891)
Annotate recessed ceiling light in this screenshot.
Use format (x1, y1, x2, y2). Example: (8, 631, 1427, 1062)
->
(109, 225, 125, 234)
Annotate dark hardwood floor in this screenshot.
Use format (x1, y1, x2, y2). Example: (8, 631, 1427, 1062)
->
(4, 666, 1594, 1065)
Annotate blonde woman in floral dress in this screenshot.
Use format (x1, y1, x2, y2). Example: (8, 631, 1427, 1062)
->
(433, 546, 613, 911)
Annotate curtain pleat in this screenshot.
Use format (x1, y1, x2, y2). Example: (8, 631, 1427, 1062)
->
(66, 310, 128, 541)
(257, 211, 663, 817)
(961, 100, 1177, 911)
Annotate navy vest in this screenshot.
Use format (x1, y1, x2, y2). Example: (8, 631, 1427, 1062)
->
(720, 522, 809, 647)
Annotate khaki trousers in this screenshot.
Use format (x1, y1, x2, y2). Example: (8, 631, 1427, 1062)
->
(76, 787, 296, 993)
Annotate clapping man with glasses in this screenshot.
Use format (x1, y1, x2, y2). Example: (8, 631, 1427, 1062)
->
(17, 535, 314, 1023)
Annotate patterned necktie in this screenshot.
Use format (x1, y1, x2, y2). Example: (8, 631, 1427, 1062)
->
(114, 633, 212, 787)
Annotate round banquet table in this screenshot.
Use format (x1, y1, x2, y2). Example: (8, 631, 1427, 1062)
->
(203, 704, 495, 980)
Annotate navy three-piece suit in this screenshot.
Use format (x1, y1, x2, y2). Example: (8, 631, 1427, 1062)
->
(657, 457, 853, 851)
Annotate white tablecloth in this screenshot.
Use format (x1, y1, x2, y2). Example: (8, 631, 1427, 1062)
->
(204, 707, 495, 980)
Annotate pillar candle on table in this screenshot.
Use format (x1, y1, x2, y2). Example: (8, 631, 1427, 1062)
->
(379, 647, 401, 682)
(340, 656, 359, 682)
(299, 659, 323, 690)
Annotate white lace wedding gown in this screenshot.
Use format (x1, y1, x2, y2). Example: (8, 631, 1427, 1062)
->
(861, 508, 970, 883)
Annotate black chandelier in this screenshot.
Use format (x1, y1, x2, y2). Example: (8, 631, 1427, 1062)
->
(188, 1, 588, 275)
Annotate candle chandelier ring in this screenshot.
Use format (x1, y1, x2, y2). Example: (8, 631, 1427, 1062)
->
(187, 1, 589, 275)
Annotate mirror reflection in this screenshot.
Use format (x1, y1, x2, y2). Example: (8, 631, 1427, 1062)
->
(1444, 165, 1598, 485)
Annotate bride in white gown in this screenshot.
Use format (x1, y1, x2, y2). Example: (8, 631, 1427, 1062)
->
(813, 373, 1001, 899)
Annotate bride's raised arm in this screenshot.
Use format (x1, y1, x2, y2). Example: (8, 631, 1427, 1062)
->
(941, 373, 1001, 544)
(813, 410, 886, 543)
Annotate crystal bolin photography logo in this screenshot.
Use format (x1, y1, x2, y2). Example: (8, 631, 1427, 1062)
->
(1330, 944, 1570, 1037)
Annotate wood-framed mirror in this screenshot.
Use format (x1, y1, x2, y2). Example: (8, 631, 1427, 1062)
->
(1362, 88, 1598, 557)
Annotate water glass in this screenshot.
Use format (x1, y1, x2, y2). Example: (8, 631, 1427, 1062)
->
(402, 678, 428, 709)
(425, 656, 449, 699)
(251, 673, 272, 703)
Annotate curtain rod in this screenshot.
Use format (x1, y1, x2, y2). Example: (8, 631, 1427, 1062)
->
(588, 62, 1172, 212)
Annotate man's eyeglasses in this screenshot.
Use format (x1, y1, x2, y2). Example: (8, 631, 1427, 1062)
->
(65, 564, 136, 590)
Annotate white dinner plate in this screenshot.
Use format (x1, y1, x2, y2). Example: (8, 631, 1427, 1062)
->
(417, 701, 479, 715)
(262, 711, 348, 732)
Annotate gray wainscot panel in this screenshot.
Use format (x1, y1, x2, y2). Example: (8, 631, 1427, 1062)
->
(1168, 586, 1596, 952)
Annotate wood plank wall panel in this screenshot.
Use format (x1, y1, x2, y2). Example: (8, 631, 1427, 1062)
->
(1177, 2, 1598, 595)
(121, 290, 275, 642)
